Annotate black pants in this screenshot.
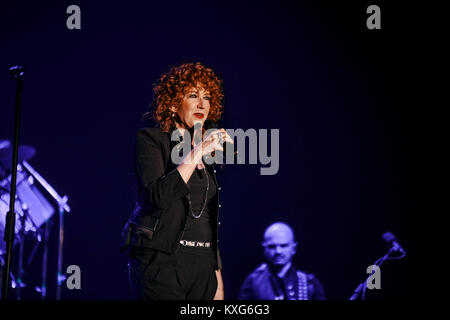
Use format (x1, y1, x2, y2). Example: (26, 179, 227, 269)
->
(128, 245, 218, 300)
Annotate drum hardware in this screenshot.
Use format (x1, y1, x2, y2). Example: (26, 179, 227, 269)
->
(21, 160, 70, 300)
(1, 140, 70, 300)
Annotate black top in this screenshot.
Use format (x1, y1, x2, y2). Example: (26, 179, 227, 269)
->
(182, 166, 217, 242)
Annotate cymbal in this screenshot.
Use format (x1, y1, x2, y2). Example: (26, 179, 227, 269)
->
(0, 140, 36, 170)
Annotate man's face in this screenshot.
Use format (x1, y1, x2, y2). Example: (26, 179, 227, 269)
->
(263, 230, 297, 267)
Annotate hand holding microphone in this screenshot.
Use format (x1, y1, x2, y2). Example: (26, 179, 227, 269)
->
(204, 120, 237, 164)
(195, 127, 233, 159)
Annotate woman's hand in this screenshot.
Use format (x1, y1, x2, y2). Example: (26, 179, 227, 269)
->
(178, 128, 233, 183)
(195, 128, 234, 159)
(213, 269, 224, 300)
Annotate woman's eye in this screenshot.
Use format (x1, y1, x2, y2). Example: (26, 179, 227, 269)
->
(204, 96, 211, 100)
(189, 94, 197, 98)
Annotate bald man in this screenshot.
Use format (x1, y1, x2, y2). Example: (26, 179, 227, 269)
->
(238, 222, 326, 300)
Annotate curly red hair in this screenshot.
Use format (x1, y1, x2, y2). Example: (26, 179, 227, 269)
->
(147, 62, 224, 132)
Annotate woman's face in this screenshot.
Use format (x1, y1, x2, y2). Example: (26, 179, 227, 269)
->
(174, 87, 211, 129)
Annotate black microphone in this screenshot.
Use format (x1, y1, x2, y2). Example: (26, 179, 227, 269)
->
(204, 119, 238, 164)
(382, 232, 405, 254)
(9, 65, 25, 79)
(204, 119, 219, 130)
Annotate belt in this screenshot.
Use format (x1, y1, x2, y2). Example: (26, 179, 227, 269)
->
(179, 240, 211, 248)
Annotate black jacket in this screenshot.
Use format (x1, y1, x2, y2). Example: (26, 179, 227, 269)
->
(121, 127, 222, 269)
(238, 263, 326, 300)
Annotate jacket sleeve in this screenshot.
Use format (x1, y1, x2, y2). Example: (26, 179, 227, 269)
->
(310, 275, 326, 300)
(237, 274, 254, 300)
(135, 129, 190, 210)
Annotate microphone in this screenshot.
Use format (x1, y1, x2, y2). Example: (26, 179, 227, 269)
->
(204, 119, 219, 130)
(382, 232, 405, 254)
(9, 65, 25, 79)
(204, 119, 238, 164)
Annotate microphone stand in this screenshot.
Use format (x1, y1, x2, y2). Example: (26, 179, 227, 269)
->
(21, 160, 70, 300)
(349, 246, 406, 300)
(15, 205, 28, 300)
(1, 66, 24, 300)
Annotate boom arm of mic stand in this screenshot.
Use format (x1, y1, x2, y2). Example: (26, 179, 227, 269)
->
(349, 252, 389, 300)
(349, 282, 365, 300)
(349, 247, 404, 300)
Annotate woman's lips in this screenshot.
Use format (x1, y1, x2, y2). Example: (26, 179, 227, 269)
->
(194, 113, 204, 119)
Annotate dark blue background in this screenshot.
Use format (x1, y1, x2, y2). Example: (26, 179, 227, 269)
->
(1, 1, 419, 299)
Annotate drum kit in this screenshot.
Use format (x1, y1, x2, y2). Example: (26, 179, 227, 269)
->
(0, 139, 70, 299)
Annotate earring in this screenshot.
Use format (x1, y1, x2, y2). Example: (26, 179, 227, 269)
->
(171, 112, 175, 118)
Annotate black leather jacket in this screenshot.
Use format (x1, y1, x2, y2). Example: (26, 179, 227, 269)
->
(238, 263, 326, 300)
(121, 127, 222, 269)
